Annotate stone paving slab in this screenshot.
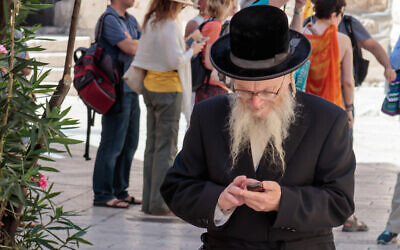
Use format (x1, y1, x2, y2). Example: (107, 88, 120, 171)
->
(41, 143, 400, 249)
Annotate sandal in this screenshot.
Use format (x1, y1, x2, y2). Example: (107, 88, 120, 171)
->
(124, 196, 142, 205)
(342, 216, 369, 232)
(93, 198, 129, 209)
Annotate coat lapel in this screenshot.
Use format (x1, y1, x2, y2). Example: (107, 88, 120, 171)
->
(283, 94, 310, 165)
(234, 148, 256, 179)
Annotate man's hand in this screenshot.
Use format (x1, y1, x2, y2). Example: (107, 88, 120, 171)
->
(242, 180, 281, 212)
(217, 175, 247, 211)
(347, 110, 354, 129)
(384, 67, 396, 83)
(124, 31, 133, 40)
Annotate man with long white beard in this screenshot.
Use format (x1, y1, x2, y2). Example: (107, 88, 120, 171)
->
(161, 5, 355, 249)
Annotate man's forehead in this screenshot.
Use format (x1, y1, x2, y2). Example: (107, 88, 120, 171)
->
(235, 75, 287, 89)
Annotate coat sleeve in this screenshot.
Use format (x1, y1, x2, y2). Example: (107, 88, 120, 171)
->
(161, 105, 225, 228)
(272, 111, 355, 232)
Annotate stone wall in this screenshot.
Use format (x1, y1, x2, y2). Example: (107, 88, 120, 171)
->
(53, 0, 198, 38)
(52, 0, 396, 83)
(346, 0, 389, 13)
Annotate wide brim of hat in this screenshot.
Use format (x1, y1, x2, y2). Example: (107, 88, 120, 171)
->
(170, 0, 198, 7)
(210, 30, 311, 81)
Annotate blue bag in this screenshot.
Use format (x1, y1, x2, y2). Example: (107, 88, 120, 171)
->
(381, 73, 400, 116)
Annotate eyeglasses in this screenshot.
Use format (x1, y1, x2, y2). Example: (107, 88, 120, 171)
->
(232, 76, 285, 101)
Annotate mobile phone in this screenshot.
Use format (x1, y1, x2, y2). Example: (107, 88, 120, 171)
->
(197, 37, 209, 43)
(246, 182, 265, 192)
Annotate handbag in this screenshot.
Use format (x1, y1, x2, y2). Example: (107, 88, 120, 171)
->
(381, 73, 400, 116)
(123, 65, 146, 94)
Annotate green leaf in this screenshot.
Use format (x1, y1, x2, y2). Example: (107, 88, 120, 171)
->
(39, 166, 59, 173)
(49, 137, 82, 145)
(76, 238, 93, 245)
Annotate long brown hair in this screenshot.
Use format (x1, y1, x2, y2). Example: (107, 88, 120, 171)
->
(143, 0, 183, 31)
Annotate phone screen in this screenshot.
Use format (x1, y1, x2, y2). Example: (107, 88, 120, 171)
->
(197, 37, 209, 43)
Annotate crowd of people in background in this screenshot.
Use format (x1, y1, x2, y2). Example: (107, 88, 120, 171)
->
(90, 0, 400, 246)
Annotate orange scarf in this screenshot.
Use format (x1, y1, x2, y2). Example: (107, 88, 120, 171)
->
(305, 25, 343, 109)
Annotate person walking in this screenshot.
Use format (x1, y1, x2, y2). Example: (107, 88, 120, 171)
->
(376, 35, 400, 244)
(303, 0, 364, 232)
(304, 0, 396, 84)
(92, 0, 142, 209)
(132, 0, 205, 215)
(303, 0, 353, 113)
(161, 6, 355, 249)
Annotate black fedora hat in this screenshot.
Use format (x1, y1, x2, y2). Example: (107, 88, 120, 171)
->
(210, 5, 311, 81)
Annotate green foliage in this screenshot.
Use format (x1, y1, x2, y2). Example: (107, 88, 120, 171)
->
(0, 0, 91, 248)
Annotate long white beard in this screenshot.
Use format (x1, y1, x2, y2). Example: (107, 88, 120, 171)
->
(228, 90, 296, 170)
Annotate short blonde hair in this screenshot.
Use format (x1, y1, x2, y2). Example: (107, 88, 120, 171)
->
(206, 0, 232, 19)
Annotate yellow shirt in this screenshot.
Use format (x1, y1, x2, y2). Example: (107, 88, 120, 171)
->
(144, 70, 182, 93)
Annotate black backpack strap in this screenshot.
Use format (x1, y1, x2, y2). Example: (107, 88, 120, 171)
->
(83, 106, 96, 161)
(95, 12, 120, 43)
(343, 15, 357, 48)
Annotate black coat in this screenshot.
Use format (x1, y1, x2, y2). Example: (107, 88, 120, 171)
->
(161, 92, 355, 249)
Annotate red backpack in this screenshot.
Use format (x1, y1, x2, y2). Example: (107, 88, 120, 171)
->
(73, 13, 120, 114)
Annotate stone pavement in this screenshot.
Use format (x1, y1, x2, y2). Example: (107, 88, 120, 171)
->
(44, 142, 400, 250)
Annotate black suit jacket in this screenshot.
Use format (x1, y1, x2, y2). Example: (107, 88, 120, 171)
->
(161, 92, 355, 247)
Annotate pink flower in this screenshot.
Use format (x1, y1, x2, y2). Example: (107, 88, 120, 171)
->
(38, 175, 48, 190)
(0, 45, 7, 54)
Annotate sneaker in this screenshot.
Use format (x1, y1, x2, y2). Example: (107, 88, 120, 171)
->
(377, 230, 398, 245)
(342, 216, 369, 232)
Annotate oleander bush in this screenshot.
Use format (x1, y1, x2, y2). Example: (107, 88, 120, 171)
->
(0, 0, 91, 248)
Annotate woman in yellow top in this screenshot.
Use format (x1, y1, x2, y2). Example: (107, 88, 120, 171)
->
(132, 0, 204, 215)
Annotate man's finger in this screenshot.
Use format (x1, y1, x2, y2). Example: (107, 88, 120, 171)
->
(242, 189, 264, 200)
(232, 175, 247, 186)
(228, 185, 245, 196)
(224, 191, 241, 206)
(262, 181, 279, 191)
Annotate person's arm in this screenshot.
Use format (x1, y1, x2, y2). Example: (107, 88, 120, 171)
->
(116, 32, 138, 56)
(272, 110, 355, 232)
(269, 0, 289, 7)
(162, 21, 204, 69)
(102, 15, 138, 56)
(203, 22, 222, 70)
(359, 38, 396, 82)
(341, 34, 355, 128)
(289, 0, 307, 32)
(185, 20, 199, 39)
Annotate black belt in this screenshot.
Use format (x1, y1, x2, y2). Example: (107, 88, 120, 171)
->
(200, 233, 283, 250)
(200, 233, 334, 250)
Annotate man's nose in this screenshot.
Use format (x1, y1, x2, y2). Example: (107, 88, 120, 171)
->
(251, 95, 264, 109)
